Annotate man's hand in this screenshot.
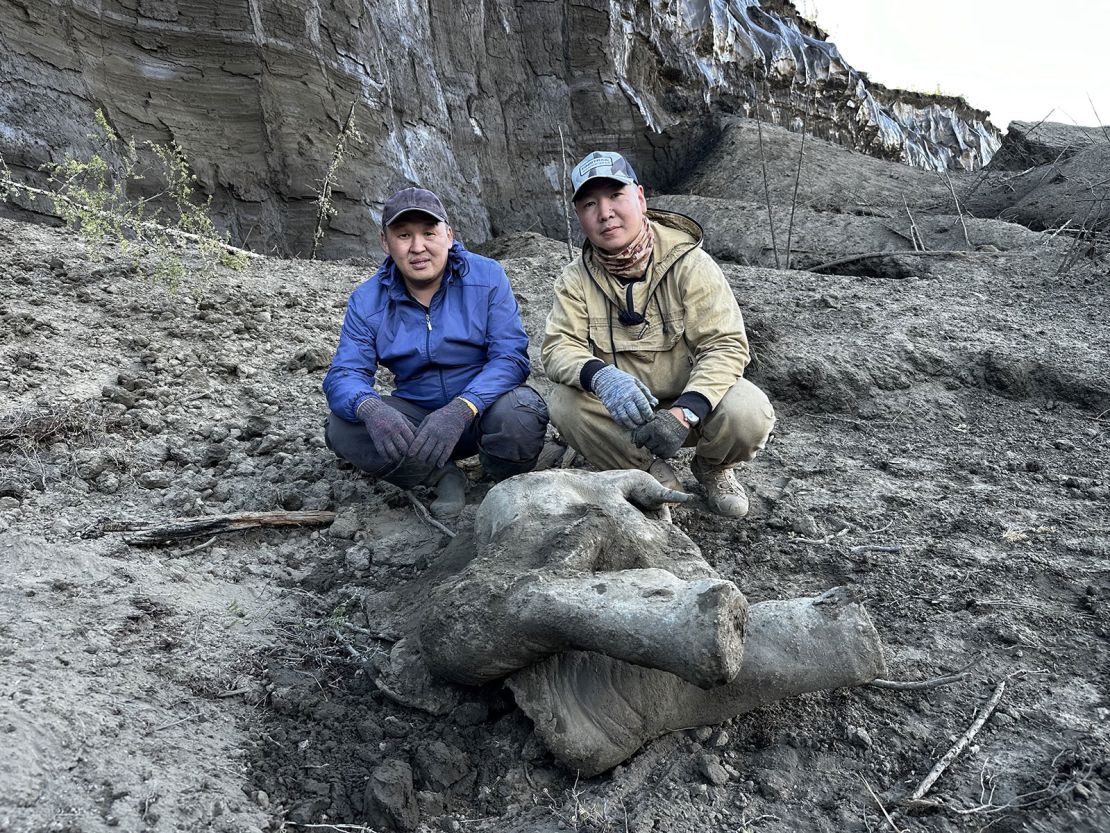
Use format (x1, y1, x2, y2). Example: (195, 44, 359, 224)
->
(591, 365, 658, 429)
(632, 409, 690, 459)
(409, 398, 476, 469)
(357, 397, 416, 464)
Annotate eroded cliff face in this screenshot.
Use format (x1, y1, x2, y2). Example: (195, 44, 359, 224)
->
(0, 0, 1001, 257)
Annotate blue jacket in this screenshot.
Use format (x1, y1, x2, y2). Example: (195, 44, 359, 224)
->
(324, 241, 530, 421)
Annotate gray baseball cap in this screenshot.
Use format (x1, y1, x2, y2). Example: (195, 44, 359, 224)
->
(570, 151, 639, 200)
(381, 187, 449, 228)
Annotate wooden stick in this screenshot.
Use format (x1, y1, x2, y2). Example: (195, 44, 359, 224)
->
(906, 675, 1011, 804)
(121, 510, 337, 546)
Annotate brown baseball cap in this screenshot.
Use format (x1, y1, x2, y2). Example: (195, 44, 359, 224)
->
(381, 187, 449, 228)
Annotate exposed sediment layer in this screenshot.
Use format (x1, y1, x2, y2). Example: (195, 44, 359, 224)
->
(0, 0, 1000, 257)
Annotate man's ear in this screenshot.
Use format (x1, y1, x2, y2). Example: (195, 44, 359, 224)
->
(379, 230, 389, 254)
(636, 185, 647, 211)
(445, 224, 455, 245)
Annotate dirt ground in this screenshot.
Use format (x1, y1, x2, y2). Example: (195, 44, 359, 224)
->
(1, 121, 1108, 833)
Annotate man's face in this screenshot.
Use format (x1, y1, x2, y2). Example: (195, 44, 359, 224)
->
(573, 180, 647, 254)
(380, 213, 455, 290)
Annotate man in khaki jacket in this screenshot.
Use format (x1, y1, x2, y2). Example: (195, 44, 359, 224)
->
(541, 151, 775, 517)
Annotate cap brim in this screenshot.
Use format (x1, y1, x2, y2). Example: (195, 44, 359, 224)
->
(571, 174, 638, 201)
(383, 208, 448, 227)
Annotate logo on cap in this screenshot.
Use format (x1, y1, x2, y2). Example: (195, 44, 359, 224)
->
(570, 151, 639, 200)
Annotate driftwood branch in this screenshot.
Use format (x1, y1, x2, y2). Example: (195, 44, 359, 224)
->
(906, 674, 1013, 805)
(120, 510, 337, 546)
(808, 248, 1028, 274)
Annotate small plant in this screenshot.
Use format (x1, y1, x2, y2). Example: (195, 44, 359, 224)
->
(311, 100, 361, 260)
(2, 109, 250, 288)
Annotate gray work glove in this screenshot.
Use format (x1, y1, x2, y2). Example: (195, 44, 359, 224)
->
(356, 396, 415, 465)
(409, 398, 476, 469)
(632, 409, 690, 459)
(591, 365, 658, 429)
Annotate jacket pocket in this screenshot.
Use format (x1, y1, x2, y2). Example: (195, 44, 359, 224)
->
(588, 312, 685, 361)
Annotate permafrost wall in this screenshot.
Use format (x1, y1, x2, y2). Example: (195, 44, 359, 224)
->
(0, 0, 1000, 257)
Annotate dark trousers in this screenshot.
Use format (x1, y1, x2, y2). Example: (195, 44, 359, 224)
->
(325, 385, 549, 488)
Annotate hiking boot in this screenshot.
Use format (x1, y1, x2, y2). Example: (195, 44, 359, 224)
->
(691, 456, 749, 519)
(647, 458, 682, 491)
(430, 464, 467, 519)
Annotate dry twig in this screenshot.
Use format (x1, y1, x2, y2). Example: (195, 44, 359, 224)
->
(404, 491, 457, 538)
(870, 666, 971, 691)
(558, 125, 574, 261)
(942, 169, 973, 246)
(861, 777, 905, 833)
(311, 99, 358, 260)
(902, 197, 924, 251)
(752, 80, 780, 268)
(175, 535, 218, 557)
(785, 93, 812, 270)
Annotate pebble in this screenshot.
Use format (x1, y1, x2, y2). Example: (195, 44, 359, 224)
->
(848, 727, 873, 749)
(697, 753, 730, 786)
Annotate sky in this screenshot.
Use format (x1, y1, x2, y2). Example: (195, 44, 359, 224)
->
(798, 0, 1110, 130)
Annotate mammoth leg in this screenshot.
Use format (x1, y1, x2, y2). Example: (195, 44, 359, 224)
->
(419, 568, 747, 688)
(508, 589, 886, 777)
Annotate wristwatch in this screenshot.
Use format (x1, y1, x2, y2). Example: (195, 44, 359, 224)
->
(679, 407, 700, 426)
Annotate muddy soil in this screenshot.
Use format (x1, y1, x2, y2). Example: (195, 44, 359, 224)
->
(2, 120, 1108, 833)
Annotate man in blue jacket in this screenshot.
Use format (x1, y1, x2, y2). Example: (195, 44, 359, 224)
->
(323, 187, 548, 517)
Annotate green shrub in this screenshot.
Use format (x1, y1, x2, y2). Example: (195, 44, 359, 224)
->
(3, 109, 247, 288)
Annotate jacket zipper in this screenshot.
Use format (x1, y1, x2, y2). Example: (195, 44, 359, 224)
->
(423, 305, 449, 403)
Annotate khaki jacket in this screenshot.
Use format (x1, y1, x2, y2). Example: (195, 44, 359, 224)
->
(541, 210, 750, 408)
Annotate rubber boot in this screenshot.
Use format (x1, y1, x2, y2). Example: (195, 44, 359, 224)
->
(430, 463, 467, 519)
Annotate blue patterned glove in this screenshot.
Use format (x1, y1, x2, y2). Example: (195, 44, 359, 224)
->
(357, 396, 415, 464)
(591, 365, 658, 429)
(409, 398, 476, 469)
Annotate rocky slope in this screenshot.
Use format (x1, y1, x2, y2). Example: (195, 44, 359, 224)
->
(1, 0, 999, 258)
